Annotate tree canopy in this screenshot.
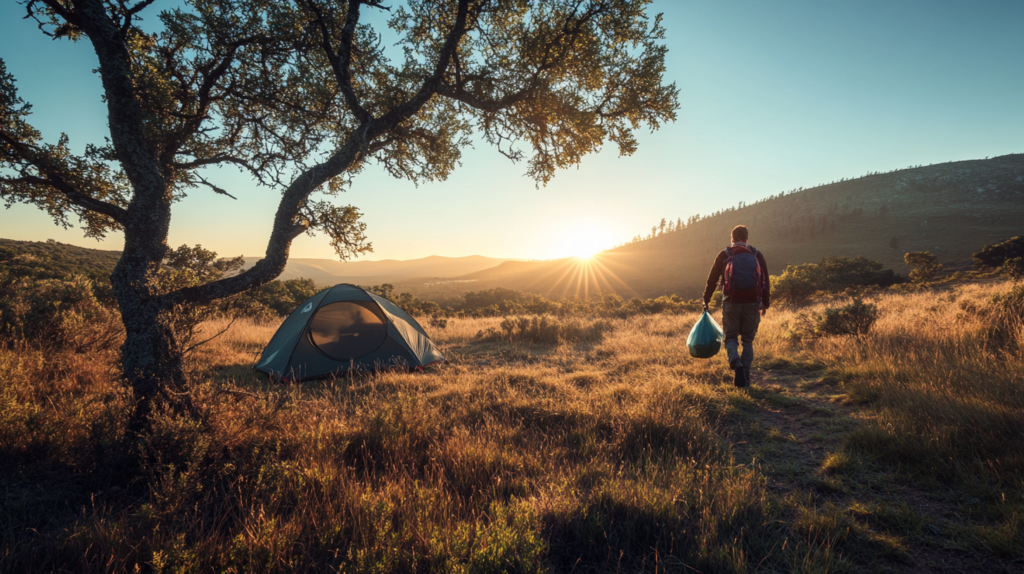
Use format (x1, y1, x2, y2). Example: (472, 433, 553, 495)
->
(1, 0, 678, 417)
(3, 0, 677, 299)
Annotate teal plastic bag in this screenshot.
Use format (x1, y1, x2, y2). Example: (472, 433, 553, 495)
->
(687, 310, 724, 358)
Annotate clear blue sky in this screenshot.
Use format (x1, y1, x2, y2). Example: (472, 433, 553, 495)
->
(1, 0, 1022, 260)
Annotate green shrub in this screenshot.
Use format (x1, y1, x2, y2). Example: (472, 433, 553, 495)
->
(771, 256, 904, 307)
(250, 278, 321, 317)
(0, 274, 123, 351)
(151, 245, 247, 350)
(1003, 257, 1024, 283)
(904, 251, 943, 283)
(815, 299, 879, 336)
(973, 236, 1024, 268)
(819, 255, 903, 287)
(771, 263, 821, 306)
(784, 299, 880, 340)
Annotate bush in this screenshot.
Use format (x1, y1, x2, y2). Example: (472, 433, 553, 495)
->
(480, 315, 613, 345)
(0, 274, 123, 351)
(771, 256, 905, 307)
(151, 245, 247, 350)
(973, 236, 1024, 268)
(784, 299, 880, 341)
(904, 251, 943, 283)
(814, 299, 879, 336)
(1003, 257, 1024, 283)
(250, 278, 321, 317)
(819, 256, 903, 287)
(771, 263, 821, 306)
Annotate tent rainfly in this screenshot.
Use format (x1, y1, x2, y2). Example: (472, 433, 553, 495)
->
(255, 284, 446, 380)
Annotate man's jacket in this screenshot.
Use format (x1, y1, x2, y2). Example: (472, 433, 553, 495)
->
(702, 243, 771, 308)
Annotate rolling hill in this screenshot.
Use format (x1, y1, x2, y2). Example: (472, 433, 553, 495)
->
(0, 238, 510, 288)
(406, 154, 1024, 300)
(237, 254, 511, 286)
(0, 238, 123, 280)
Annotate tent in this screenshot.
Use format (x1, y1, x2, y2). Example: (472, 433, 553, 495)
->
(255, 284, 446, 380)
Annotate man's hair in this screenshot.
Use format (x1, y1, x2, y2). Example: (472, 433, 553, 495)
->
(731, 225, 749, 242)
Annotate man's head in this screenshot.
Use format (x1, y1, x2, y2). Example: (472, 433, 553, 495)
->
(731, 225, 749, 243)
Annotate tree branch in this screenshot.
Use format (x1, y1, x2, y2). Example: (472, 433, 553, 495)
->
(119, 0, 157, 38)
(0, 131, 129, 223)
(373, 0, 472, 132)
(194, 174, 237, 200)
(299, 0, 371, 124)
(435, 82, 534, 112)
(1, 175, 129, 222)
(156, 132, 367, 307)
(159, 44, 241, 167)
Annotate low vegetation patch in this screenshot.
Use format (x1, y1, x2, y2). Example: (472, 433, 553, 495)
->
(478, 314, 614, 345)
(814, 298, 879, 336)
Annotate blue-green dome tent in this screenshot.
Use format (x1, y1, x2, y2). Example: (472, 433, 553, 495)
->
(255, 284, 446, 380)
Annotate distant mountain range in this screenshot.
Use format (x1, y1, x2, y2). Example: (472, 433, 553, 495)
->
(5, 153, 1022, 301)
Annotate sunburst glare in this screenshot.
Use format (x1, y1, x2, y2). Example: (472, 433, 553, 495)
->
(555, 223, 616, 260)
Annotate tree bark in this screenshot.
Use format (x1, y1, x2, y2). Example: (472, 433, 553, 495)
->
(116, 287, 190, 436)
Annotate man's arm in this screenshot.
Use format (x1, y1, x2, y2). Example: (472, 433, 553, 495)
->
(758, 251, 770, 310)
(703, 251, 725, 306)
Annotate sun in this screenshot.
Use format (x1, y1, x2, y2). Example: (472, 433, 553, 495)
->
(557, 224, 615, 260)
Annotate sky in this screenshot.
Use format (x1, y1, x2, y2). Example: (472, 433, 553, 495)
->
(1, 0, 1022, 261)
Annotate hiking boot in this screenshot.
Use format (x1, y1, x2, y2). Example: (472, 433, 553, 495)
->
(744, 367, 752, 387)
(731, 358, 746, 387)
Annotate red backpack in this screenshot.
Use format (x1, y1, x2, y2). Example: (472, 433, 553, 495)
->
(722, 245, 765, 306)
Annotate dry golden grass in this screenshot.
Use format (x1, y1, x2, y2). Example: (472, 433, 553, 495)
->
(768, 284, 1024, 488)
(2, 280, 1022, 572)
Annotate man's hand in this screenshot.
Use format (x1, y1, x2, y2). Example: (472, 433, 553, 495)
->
(760, 308, 767, 317)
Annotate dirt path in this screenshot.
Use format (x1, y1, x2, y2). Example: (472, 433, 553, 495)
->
(726, 364, 1023, 574)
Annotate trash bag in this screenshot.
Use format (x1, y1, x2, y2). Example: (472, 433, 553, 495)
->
(687, 310, 724, 358)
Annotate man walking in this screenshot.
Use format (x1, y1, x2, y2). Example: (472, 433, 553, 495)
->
(702, 225, 770, 387)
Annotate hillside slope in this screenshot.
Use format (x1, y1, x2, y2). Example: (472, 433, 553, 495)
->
(238, 254, 511, 286)
(435, 154, 1024, 299)
(0, 238, 510, 287)
(0, 238, 122, 279)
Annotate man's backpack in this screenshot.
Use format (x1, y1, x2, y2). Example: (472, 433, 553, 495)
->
(722, 245, 764, 305)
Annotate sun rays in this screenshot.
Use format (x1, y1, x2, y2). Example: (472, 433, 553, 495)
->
(522, 252, 640, 300)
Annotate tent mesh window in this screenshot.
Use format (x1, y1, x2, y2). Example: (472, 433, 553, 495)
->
(308, 301, 388, 360)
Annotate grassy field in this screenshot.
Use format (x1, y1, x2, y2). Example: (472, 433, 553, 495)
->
(1, 281, 1022, 573)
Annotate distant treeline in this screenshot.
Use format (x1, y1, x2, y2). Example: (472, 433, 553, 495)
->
(617, 154, 1024, 248)
(248, 280, 704, 319)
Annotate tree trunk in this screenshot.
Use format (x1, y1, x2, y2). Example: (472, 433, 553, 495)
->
(115, 284, 191, 436)
(112, 216, 191, 436)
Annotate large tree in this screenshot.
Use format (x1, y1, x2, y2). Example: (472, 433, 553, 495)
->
(1, 0, 678, 425)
